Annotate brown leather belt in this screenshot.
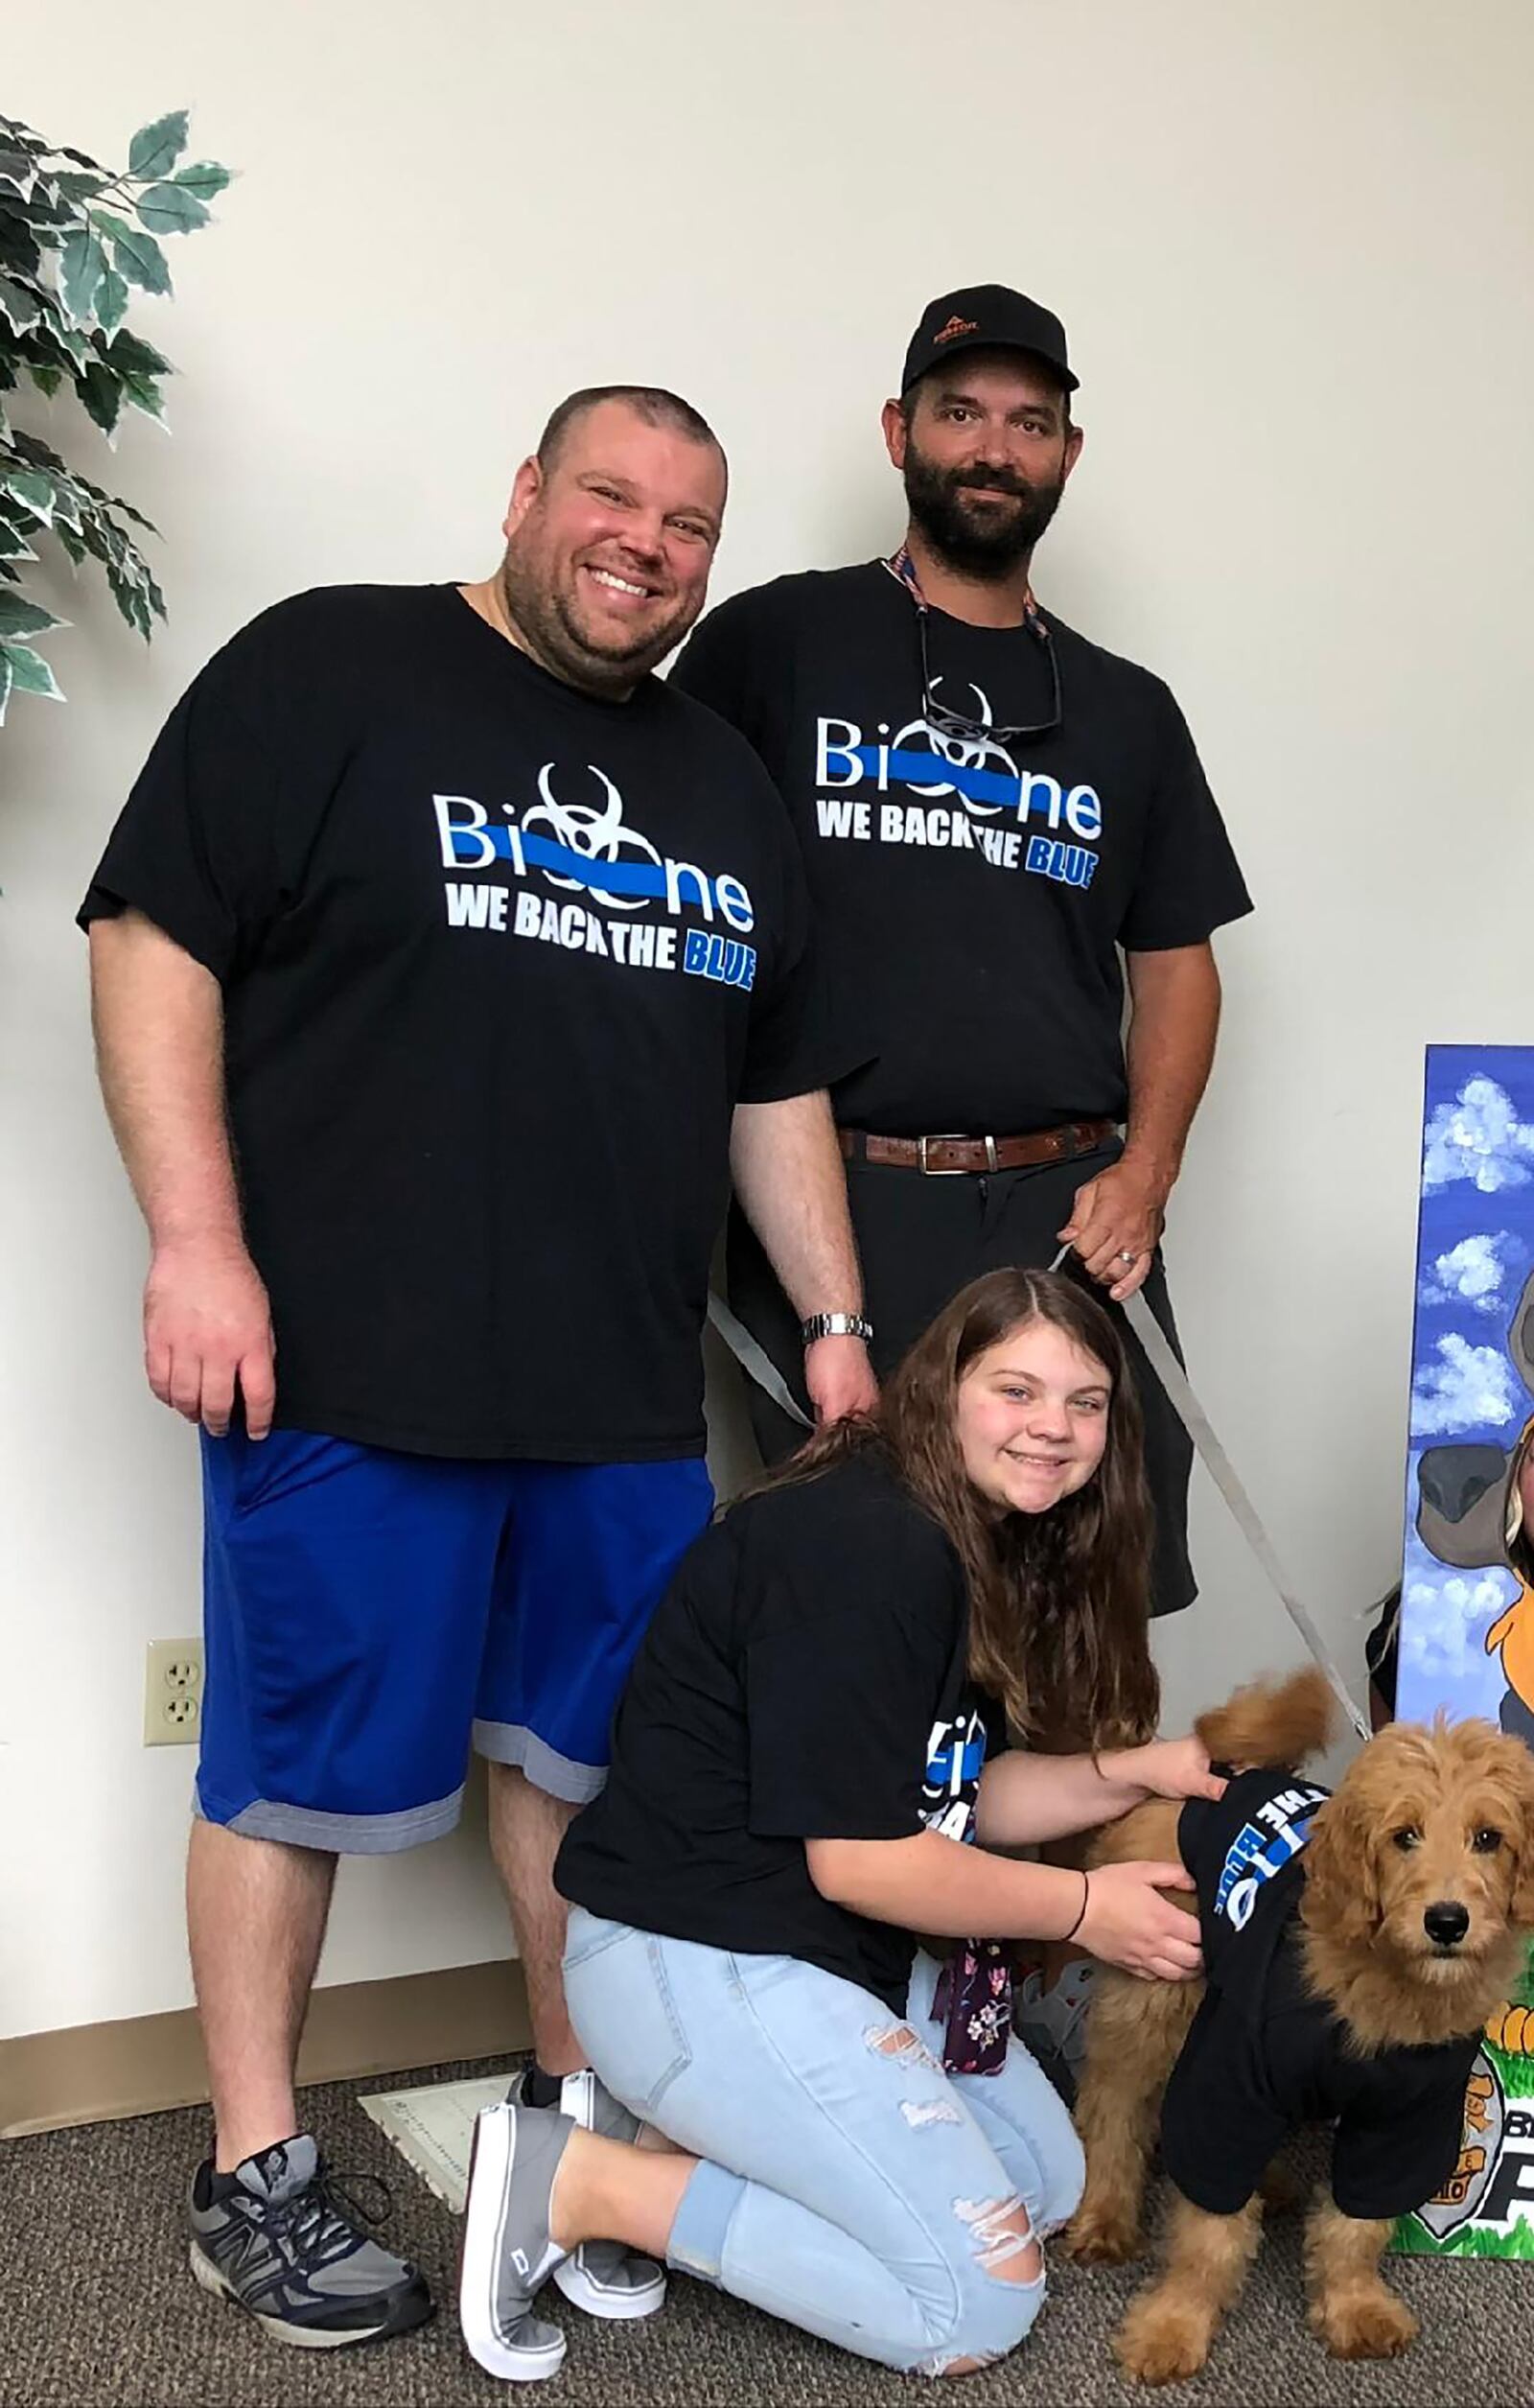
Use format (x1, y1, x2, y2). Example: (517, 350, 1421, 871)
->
(839, 1119, 1117, 1176)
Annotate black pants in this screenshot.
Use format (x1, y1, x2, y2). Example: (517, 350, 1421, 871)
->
(726, 1138, 1197, 1619)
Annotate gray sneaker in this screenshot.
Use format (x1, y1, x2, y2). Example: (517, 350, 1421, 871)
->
(459, 2104, 574, 2381)
(510, 2068, 667, 2321)
(1013, 1958, 1098, 2108)
(189, 2135, 432, 2349)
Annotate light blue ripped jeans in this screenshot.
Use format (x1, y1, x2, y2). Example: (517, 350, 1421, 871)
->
(563, 1910, 1084, 2375)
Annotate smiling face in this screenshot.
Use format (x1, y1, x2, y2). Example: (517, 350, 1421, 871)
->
(498, 398, 726, 696)
(955, 1315, 1112, 1516)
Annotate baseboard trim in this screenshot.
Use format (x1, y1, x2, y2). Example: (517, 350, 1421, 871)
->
(1, 1957, 531, 2139)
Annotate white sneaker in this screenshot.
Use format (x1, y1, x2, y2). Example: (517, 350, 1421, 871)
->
(458, 2104, 572, 2383)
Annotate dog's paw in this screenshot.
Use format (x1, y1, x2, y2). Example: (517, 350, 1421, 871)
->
(1062, 2207, 1143, 2265)
(1064, 2206, 1136, 2263)
(1113, 2298, 1211, 2385)
(1313, 2288, 1418, 2362)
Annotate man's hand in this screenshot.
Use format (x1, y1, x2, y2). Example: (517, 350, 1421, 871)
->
(144, 1238, 276, 1439)
(804, 1334, 878, 1426)
(1058, 1157, 1169, 1302)
(88, 914, 272, 1438)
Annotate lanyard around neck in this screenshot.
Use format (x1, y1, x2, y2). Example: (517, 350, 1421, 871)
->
(884, 542, 1045, 635)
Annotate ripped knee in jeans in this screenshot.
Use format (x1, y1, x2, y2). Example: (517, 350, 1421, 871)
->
(862, 2024, 1046, 2374)
(920, 2195, 1045, 2376)
(956, 2191, 1042, 2283)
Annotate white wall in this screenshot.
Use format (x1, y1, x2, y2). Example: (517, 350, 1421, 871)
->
(6, 0, 1531, 2041)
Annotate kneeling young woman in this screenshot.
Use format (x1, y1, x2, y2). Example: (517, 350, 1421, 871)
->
(460, 1268, 1222, 2380)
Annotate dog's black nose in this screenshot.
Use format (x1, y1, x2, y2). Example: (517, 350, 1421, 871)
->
(1425, 1901, 1471, 1947)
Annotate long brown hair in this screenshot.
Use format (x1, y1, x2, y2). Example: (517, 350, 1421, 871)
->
(753, 1268, 1159, 1748)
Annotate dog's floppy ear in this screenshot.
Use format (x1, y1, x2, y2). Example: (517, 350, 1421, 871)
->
(1302, 1786, 1380, 1945)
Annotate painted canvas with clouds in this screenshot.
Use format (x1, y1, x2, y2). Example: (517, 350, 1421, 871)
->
(1397, 1049, 1534, 1729)
(1393, 1047, 1534, 2260)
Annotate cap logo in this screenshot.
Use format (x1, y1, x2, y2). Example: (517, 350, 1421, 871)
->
(934, 315, 979, 344)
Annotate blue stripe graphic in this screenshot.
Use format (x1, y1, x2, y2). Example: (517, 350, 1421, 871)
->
(451, 826, 717, 906)
(846, 744, 1025, 810)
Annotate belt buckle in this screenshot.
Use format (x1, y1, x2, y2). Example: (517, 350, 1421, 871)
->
(918, 1133, 997, 1176)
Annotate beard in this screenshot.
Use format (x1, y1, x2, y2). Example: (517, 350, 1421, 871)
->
(902, 441, 1065, 578)
(499, 542, 697, 699)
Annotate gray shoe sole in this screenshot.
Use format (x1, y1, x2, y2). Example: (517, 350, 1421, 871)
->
(189, 2241, 434, 2350)
(552, 2242, 666, 2321)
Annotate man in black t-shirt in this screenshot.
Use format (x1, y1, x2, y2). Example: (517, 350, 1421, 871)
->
(672, 284, 1251, 1630)
(80, 386, 874, 2356)
(673, 286, 1250, 2092)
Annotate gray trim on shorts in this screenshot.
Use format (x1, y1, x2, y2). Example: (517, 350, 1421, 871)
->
(472, 1718, 608, 1805)
(198, 1784, 466, 1856)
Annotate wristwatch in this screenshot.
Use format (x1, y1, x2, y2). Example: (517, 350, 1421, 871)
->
(800, 1312, 875, 1345)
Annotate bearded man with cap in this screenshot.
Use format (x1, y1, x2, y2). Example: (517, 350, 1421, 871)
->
(672, 284, 1252, 2078)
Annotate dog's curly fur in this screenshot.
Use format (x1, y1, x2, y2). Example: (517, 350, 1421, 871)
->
(1062, 1667, 1534, 2384)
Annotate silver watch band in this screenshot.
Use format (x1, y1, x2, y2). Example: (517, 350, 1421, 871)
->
(800, 1311, 874, 1345)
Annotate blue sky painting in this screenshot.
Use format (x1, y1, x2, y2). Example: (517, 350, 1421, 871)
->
(1397, 1047, 1534, 1725)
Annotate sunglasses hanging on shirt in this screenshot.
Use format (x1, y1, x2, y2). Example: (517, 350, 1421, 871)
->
(885, 544, 1062, 750)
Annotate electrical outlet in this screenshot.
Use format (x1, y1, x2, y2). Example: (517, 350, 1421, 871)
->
(144, 1637, 205, 1747)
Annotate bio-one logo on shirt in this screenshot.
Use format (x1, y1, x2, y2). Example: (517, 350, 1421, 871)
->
(812, 688, 1104, 894)
(430, 764, 756, 990)
(1214, 1783, 1328, 1932)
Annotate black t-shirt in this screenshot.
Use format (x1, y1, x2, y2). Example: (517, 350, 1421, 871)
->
(672, 563, 1252, 1134)
(556, 1447, 989, 2014)
(80, 584, 841, 1461)
(1160, 1770, 1479, 2219)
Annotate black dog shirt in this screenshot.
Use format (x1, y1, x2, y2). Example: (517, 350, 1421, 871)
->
(1159, 1769, 1479, 2218)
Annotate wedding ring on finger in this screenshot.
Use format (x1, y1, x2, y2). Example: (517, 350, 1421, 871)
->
(1117, 1249, 1137, 1266)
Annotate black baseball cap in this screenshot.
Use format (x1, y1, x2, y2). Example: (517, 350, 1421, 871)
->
(901, 284, 1078, 397)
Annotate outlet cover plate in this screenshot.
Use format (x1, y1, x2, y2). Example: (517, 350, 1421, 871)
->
(144, 1637, 204, 1747)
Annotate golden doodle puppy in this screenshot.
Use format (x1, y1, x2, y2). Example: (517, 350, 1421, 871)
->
(1064, 1667, 1534, 2384)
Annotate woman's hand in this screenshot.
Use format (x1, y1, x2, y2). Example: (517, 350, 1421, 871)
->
(1128, 1736, 1226, 1805)
(1075, 1861, 1203, 1982)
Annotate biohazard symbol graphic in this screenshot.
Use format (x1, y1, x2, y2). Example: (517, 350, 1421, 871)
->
(522, 762, 662, 911)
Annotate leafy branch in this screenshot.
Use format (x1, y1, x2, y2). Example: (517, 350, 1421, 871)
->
(0, 108, 231, 725)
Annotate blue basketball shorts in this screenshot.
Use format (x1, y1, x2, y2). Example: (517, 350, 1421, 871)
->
(196, 1428, 713, 1855)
